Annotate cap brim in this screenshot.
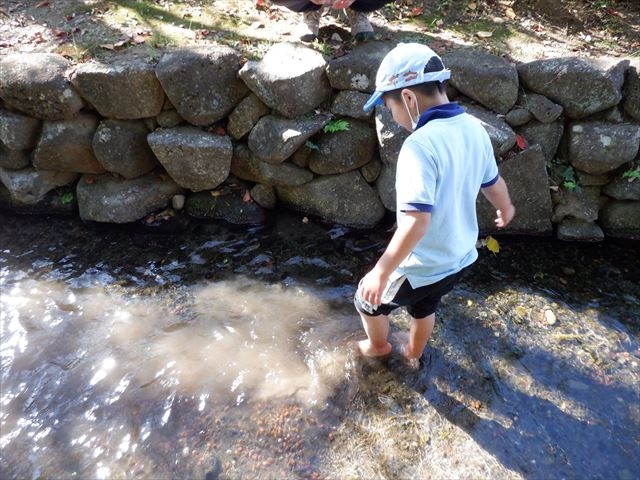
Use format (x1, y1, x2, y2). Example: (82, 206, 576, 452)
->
(363, 91, 384, 112)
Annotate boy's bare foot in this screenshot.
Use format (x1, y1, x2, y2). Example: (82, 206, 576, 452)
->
(401, 345, 421, 371)
(357, 339, 392, 358)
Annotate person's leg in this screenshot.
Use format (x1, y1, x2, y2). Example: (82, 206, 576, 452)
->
(270, 0, 322, 41)
(270, 0, 321, 12)
(405, 313, 435, 359)
(348, 0, 393, 12)
(357, 312, 393, 357)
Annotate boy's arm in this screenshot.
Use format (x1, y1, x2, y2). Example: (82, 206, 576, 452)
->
(481, 176, 515, 228)
(358, 211, 430, 307)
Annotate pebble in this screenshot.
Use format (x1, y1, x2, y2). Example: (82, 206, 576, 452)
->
(544, 309, 557, 325)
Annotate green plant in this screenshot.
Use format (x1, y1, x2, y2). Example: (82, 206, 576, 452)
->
(622, 167, 640, 182)
(305, 140, 319, 151)
(561, 165, 580, 191)
(323, 119, 350, 133)
(61, 192, 74, 205)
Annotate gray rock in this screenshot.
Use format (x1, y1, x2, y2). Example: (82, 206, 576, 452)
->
(477, 146, 553, 235)
(247, 114, 329, 164)
(156, 46, 248, 126)
(375, 163, 396, 211)
(0, 167, 78, 205)
(330, 91, 374, 121)
(231, 144, 313, 186)
(185, 189, 266, 225)
(326, 41, 394, 92)
(147, 126, 233, 192)
(552, 186, 601, 222)
(0, 110, 41, 150)
(77, 170, 184, 223)
(575, 170, 610, 187)
(0, 145, 30, 170)
(603, 173, 640, 201)
(568, 122, 640, 175)
(623, 60, 640, 121)
(71, 58, 165, 119)
(227, 93, 271, 140)
(505, 107, 532, 127)
(33, 113, 105, 174)
(375, 106, 409, 166)
(360, 154, 382, 183)
(599, 200, 640, 239)
(517, 57, 628, 118)
(0, 53, 83, 120)
(93, 119, 158, 179)
(557, 218, 605, 242)
(518, 91, 563, 123)
(250, 183, 277, 209)
(309, 120, 377, 175)
(239, 42, 331, 118)
(517, 120, 564, 162)
(276, 170, 385, 227)
(0, 182, 77, 215)
(443, 49, 519, 114)
(156, 110, 185, 128)
(463, 103, 516, 156)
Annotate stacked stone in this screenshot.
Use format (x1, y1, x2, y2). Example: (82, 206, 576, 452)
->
(0, 42, 638, 239)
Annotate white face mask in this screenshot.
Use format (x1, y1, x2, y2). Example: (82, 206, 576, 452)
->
(402, 92, 421, 131)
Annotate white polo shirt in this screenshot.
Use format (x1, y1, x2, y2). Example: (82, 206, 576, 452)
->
(394, 104, 499, 287)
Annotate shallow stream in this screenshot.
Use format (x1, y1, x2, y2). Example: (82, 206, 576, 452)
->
(1, 211, 638, 479)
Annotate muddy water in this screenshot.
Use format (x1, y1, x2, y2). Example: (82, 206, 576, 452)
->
(1, 211, 638, 479)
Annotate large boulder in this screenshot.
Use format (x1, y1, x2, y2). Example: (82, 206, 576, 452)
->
(623, 60, 640, 120)
(0, 110, 41, 150)
(443, 49, 519, 114)
(599, 200, 640, 240)
(567, 122, 640, 175)
(247, 114, 329, 164)
(374, 107, 409, 166)
(330, 90, 374, 121)
(276, 170, 386, 228)
(76, 170, 184, 223)
(92, 120, 158, 179)
(0, 53, 83, 120)
(32, 113, 105, 174)
(463, 103, 516, 156)
(185, 188, 266, 225)
(517, 120, 564, 162)
(0, 167, 78, 205)
(517, 91, 563, 123)
(231, 144, 313, 186)
(517, 57, 628, 118)
(227, 93, 271, 140)
(0, 146, 30, 170)
(308, 120, 377, 175)
(375, 163, 396, 211)
(71, 58, 165, 119)
(477, 146, 553, 235)
(239, 42, 332, 118)
(156, 46, 249, 126)
(147, 126, 233, 192)
(602, 173, 640, 201)
(326, 41, 393, 92)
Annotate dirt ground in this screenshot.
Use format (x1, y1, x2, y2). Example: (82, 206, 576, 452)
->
(0, 0, 638, 64)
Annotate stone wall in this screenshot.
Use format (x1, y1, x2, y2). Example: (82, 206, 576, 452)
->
(1, 41, 639, 240)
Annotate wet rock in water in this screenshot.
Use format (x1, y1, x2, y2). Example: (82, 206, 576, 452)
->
(185, 189, 266, 225)
(544, 309, 557, 325)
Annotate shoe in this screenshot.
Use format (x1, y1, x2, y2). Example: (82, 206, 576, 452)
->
(346, 8, 374, 43)
(295, 10, 321, 42)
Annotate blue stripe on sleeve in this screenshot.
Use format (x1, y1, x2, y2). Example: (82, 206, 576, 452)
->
(399, 203, 433, 212)
(481, 173, 500, 188)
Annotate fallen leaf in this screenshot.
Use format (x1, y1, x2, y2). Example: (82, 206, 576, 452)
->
(515, 134, 527, 150)
(407, 7, 424, 17)
(242, 190, 252, 203)
(476, 31, 493, 38)
(36, 0, 50, 7)
(485, 235, 500, 254)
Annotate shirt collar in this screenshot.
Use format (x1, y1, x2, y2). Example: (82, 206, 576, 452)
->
(415, 102, 464, 130)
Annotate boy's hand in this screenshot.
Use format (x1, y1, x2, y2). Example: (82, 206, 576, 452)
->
(495, 204, 515, 228)
(358, 268, 388, 308)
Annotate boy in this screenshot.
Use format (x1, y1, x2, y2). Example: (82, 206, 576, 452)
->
(355, 43, 515, 368)
(270, 0, 393, 43)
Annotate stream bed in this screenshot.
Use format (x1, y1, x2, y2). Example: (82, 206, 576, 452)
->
(1, 210, 638, 479)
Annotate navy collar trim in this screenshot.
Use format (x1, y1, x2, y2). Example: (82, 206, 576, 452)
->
(416, 102, 464, 130)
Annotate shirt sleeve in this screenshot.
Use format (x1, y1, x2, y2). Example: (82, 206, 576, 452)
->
(395, 139, 437, 212)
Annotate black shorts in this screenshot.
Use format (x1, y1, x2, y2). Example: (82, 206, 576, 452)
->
(354, 267, 468, 319)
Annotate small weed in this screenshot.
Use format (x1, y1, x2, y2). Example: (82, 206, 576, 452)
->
(61, 192, 74, 205)
(561, 165, 580, 191)
(622, 167, 640, 182)
(324, 119, 350, 133)
(305, 141, 319, 151)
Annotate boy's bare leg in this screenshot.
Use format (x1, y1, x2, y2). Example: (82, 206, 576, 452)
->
(404, 313, 435, 360)
(357, 313, 393, 357)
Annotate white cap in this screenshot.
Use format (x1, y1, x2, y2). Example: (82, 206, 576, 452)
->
(363, 43, 451, 112)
